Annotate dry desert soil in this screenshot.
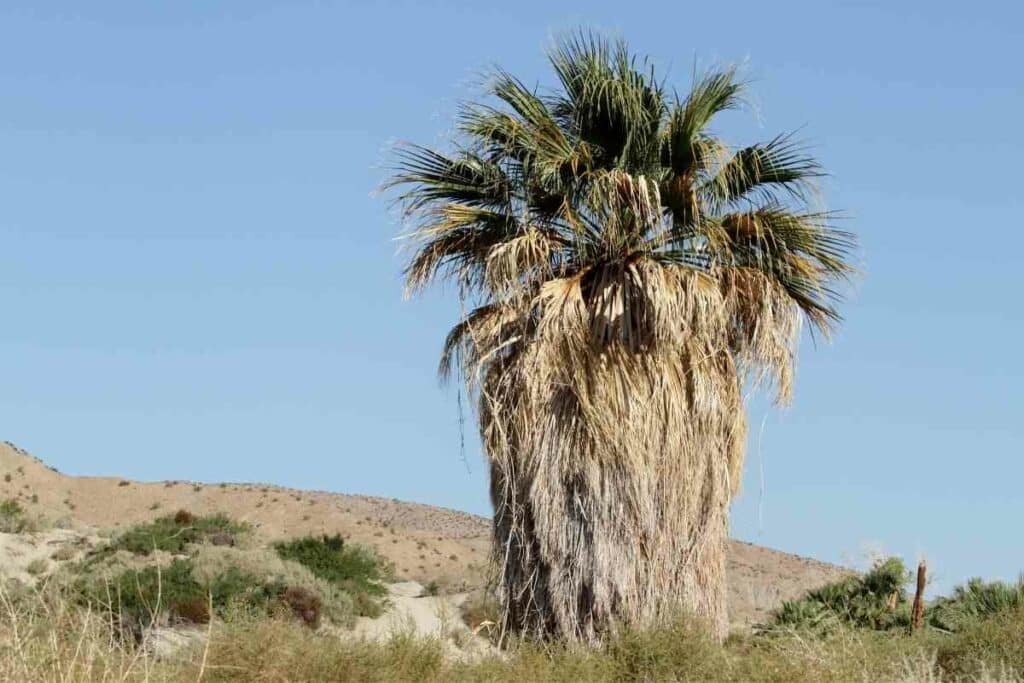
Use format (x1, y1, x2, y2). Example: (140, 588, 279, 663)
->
(0, 440, 850, 629)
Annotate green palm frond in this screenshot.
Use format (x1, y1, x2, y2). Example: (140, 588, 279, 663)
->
(662, 67, 743, 176)
(704, 134, 822, 207)
(388, 145, 511, 212)
(548, 32, 665, 171)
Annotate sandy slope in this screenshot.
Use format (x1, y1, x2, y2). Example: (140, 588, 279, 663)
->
(0, 441, 851, 628)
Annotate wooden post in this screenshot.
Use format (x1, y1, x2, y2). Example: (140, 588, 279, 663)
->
(911, 560, 926, 631)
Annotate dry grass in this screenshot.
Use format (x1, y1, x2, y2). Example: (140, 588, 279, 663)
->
(0, 580, 166, 682)
(3, 580, 1023, 682)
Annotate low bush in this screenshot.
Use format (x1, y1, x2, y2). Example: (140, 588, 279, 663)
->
(934, 607, 1024, 679)
(108, 511, 249, 556)
(191, 545, 357, 628)
(75, 558, 282, 631)
(766, 557, 911, 633)
(26, 558, 49, 576)
(928, 576, 1024, 633)
(273, 534, 388, 617)
(172, 595, 211, 624)
(768, 556, 1024, 641)
(282, 586, 322, 629)
(0, 499, 36, 533)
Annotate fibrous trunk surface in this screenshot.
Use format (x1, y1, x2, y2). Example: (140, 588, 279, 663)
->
(484, 276, 744, 643)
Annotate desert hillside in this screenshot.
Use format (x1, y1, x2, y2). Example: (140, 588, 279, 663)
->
(0, 440, 849, 627)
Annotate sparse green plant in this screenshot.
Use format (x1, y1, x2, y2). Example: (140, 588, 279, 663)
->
(0, 498, 36, 533)
(3, 474, 11, 483)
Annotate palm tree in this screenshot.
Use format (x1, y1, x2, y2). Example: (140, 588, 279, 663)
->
(389, 33, 855, 643)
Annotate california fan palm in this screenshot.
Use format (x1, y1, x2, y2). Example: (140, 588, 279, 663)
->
(389, 34, 855, 642)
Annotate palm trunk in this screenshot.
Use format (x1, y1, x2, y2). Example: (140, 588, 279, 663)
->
(487, 356, 741, 644)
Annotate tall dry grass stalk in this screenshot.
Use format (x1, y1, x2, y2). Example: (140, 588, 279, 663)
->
(0, 572, 217, 682)
(0, 580, 155, 682)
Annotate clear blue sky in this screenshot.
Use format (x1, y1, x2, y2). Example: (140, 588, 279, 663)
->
(1, 1, 1021, 594)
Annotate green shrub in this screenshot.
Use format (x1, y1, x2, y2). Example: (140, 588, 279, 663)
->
(190, 545, 358, 628)
(109, 511, 248, 556)
(934, 607, 1024, 679)
(0, 498, 36, 533)
(928, 576, 1024, 633)
(78, 558, 203, 628)
(75, 558, 281, 630)
(273, 534, 387, 617)
(766, 557, 911, 633)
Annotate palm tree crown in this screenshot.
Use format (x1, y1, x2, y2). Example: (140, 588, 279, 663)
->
(392, 35, 853, 403)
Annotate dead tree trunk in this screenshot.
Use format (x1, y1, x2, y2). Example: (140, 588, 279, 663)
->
(911, 560, 926, 631)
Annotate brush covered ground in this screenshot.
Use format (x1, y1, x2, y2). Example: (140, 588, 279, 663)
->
(5, 440, 1024, 681)
(0, 441, 847, 629)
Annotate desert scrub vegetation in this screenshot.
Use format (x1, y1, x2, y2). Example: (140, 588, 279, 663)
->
(61, 514, 388, 635)
(929, 576, 1024, 633)
(191, 545, 361, 627)
(273, 534, 389, 617)
(0, 498, 39, 533)
(766, 556, 1024, 641)
(3, 577, 1024, 681)
(72, 557, 278, 629)
(766, 557, 912, 633)
(105, 510, 249, 555)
